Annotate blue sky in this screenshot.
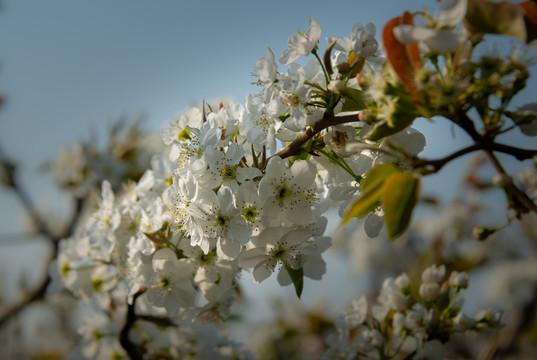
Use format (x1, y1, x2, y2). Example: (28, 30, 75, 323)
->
(0, 0, 430, 232)
(0, 0, 535, 302)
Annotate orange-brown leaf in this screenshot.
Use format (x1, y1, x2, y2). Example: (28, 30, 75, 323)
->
(520, 0, 537, 42)
(401, 12, 421, 70)
(382, 12, 420, 100)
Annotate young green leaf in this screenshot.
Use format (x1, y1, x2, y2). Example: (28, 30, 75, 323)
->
(285, 264, 304, 299)
(382, 172, 421, 240)
(341, 164, 398, 224)
(340, 87, 370, 112)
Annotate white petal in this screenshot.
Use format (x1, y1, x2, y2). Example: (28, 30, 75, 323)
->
(239, 248, 267, 268)
(425, 29, 465, 53)
(308, 16, 322, 42)
(217, 237, 240, 260)
(364, 213, 384, 238)
(283, 197, 312, 225)
(393, 25, 435, 44)
(253, 260, 276, 283)
(438, 0, 468, 27)
(288, 160, 315, 190)
(304, 255, 326, 280)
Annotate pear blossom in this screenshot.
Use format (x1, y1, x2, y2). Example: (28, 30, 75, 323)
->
(323, 125, 359, 158)
(187, 185, 252, 259)
(146, 248, 197, 315)
(516, 102, 537, 136)
(258, 157, 317, 226)
(393, 0, 468, 52)
(239, 227, 315, 283)
(280, 16, 321, 64)
(326, 22, 378, 58)
(255, 46, 278, 85)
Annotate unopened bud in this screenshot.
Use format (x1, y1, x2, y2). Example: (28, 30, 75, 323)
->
(328, 80, 346, 94)
(492, 174, 512, 188)
(337, 62, 351, 74)
(472, 226, 496, 241)
(449, 271, 469, 289)
(419, 282, 440, 301)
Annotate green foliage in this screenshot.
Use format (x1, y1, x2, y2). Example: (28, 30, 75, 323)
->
(285, 264, 304, 299)
(382, 172, 421, 240)
(341, 164, 398, 224)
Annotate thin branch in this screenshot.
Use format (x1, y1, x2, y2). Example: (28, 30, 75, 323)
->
(409, 144, 483, 172)
(484, 142, 537, 161)
(409, 142, 537, 173)
(484, 150, 537, 214)
(453, 113, 537, 214)
(119, 288, 147, 360)
(0, 146, 86, 327)
(271, 113, 359, 160)
(137, 314, 178, 328)
(0, 275, 51, 328)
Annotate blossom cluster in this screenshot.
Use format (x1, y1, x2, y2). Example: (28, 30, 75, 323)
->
(46, 13, 391, 358)
(323, 265, 502, 360)
(37, 0, 537, 358)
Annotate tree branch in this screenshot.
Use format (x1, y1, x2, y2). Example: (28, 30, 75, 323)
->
(0, 145, 86, 328)
(409, 142, 537, 173)
(452, 113, 537, 214)
(271, 113, 360, 160)
(119, 288, 146, 360)
(409, 144, 483, 172)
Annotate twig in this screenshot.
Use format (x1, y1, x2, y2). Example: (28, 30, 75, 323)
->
(271, 113, 359, 160)
(119, 288, 146, 360)
(409, 143, 537, 173)
(450, 113, 537, 214)
(484, 150, 537, 214)
(0, 146, 86, 327)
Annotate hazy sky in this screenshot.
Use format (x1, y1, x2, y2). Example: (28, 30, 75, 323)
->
(0, 0, 432, 230)
(0, 0, 535, 303)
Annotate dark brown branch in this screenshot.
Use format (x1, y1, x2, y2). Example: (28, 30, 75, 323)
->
(484, 142, 537, 161)
(119, 288, 146, 360)
(410, 142, 537, 173)
(0, 275, 51, 328)
(484, 150, 537, 214)
(409, 144, 483, 172)
(0, 146, 86, 328)
(271, 113, 360, 160)
(137, 314, 178, 328)
(453, 113, 537, 214)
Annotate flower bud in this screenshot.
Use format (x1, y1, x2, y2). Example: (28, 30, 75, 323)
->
(449, 271, 469, 289)
(492, 174, 513, 188)
(472, 226, 496, 241)
(477, 308, 503, 328)
(453, 312, 476, 331)
(328, 80, 346, 94)
(514, 103, 537, 136)
(337, 62, 351, 73)
(395, 272, 411, 290)
(393, 312, 407, 334)
(419, 282, 440, 301)
(421, 264, 446, 284)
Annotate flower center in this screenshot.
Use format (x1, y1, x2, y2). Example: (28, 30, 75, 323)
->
(242, 207, 257, 222)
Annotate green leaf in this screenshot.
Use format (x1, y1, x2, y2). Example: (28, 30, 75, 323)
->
(341, 164, 398, 224)
(361, 164, 398, 192)
(364, 98, 419, 142)
(340, 88, 370, 112)
(382, 172, 421, 240)
(285, 264, 304, 299)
